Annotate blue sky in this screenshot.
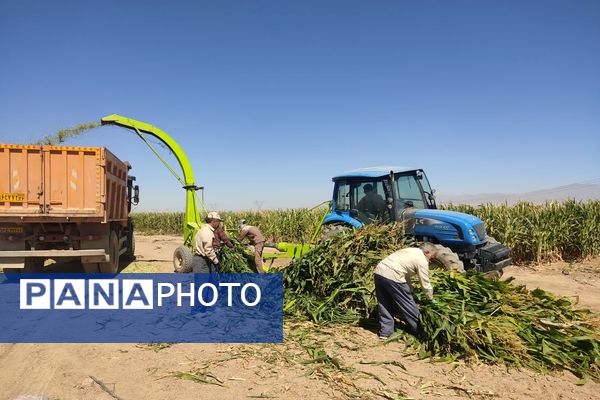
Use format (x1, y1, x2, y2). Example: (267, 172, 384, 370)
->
(1, 1, 599, 211)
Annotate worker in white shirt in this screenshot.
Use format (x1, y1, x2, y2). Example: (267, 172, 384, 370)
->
(193, 211, 222, 273)
(374, 243, 437, 339)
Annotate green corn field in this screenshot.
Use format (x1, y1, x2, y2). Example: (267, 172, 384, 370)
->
(131, 208, 326, 243)
(132, 200, 600, 263)
(443, 200, 600, 263)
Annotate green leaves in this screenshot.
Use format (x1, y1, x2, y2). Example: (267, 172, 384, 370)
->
(283, 223, 412, 323)
(35, 121, 101, 145)
(280, 222, 600, 382)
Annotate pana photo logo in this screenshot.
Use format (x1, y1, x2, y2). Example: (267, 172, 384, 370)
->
(20, 279, 261, 310)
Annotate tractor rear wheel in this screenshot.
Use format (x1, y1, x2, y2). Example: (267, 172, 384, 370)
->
(430, 244, 465, 273)
(319, 224, 352, 241)
(173, 245, 194, 273)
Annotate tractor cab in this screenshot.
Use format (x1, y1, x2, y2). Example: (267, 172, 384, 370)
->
(324, 166, 513, 272)
(329, 166, 435, 226)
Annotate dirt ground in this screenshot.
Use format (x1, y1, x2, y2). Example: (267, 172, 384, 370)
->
(1, 234, 600, 400)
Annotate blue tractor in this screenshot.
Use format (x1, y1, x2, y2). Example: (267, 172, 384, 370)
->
(321, 166, 512, 273)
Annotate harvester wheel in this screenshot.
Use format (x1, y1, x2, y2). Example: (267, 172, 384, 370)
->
(173, 245, 194, 273)
(99, 231, 120, 274)
(320, 224, 352, 241)
(430, 244, 465, 273)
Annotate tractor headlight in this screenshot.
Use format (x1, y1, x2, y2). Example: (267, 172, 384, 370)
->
(468, 228, 478, 240)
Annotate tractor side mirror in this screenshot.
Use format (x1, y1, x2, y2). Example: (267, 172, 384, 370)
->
(133, 185, 140, 205)
(429, 189, 436, 201)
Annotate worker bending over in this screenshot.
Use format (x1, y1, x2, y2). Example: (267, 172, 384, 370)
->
(237, 220, 266, 273)
(374, 243, 437, 339)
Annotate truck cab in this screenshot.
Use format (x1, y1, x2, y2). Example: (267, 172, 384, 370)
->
(323, 166, 512, 272)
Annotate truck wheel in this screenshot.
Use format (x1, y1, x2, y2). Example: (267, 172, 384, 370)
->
(173, 245, 194, 273)
(320, 224, 352, 241)
(99, 231, 120, 274)
(430, 244, 465, 273)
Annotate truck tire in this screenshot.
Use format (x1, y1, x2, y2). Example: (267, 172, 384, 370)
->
(173, 245, 194, 273)
(99, 231, 120, 274)
(320, 224, 352, 241)
(430, 244, 465, 273)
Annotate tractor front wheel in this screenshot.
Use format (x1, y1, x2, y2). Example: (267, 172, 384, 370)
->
(429, 244, 465, 273)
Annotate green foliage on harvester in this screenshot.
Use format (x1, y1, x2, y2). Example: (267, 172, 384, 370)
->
(279, 224, 600, 381)
(35, 121, 101, 145)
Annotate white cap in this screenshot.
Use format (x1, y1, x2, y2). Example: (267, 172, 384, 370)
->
(207, 211, 222, 221)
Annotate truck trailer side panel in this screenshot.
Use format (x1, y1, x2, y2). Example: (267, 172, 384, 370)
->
(0, 144, 128, 223)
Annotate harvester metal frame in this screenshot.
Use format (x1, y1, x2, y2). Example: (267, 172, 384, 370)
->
(100, 114, 203, 248)
(100, 114, 311, 271)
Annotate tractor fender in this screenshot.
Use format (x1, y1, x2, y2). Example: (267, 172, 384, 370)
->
(322, 212, 363, 228)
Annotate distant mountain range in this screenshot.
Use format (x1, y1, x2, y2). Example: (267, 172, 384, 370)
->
(437, 183, 600, 205)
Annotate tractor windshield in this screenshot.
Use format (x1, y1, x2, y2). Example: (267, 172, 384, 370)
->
(395, 173, 428, 210)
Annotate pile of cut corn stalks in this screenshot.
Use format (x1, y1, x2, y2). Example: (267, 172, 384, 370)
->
(222, 223, 600, 382)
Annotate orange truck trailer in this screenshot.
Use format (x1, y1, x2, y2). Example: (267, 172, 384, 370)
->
(0, 144, 139, 273)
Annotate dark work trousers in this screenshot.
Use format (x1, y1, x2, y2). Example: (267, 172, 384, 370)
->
(374, 274, 422, 337)
(192, 255, 218, 273)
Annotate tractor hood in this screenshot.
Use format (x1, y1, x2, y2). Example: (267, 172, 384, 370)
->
(412, 208, 487, 245)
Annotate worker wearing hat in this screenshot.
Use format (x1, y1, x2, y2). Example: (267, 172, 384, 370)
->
(374, 243, 437, 339)
(193, 211, 223, 273)
(237, 219, 266, 273)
